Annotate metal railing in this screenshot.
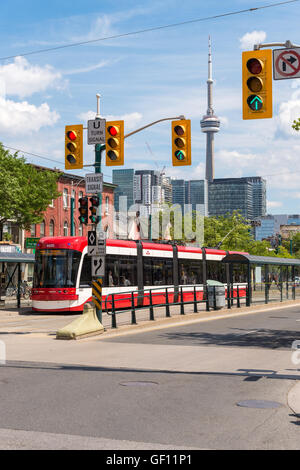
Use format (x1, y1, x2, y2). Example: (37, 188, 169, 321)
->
(104, 283, 249, 329)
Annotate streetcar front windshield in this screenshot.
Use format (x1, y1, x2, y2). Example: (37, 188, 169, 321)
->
(33, 249, 82, 288)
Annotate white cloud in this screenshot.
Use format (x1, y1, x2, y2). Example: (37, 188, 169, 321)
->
(239, 31, 266, 50)
(267, 200, 283, 209)
(276, 88, 300, 135)
(0, 56, 65, 98)
(0, 97, 59, 135)
(64, 60, 110, 75)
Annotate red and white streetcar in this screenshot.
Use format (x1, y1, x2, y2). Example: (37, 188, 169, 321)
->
(31, 236, 247, 313)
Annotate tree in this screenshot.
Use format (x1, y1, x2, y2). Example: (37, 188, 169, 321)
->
(292, 118, 300, 131)
(0, 144, 61, 238)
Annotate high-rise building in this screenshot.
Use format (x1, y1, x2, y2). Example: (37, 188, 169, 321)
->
(171, 179, 186, 207)
(208, 176, 266, 220)
(247, 176, 266, 218)
(208, 178, 254, 219)
(112, 169, 134, 211)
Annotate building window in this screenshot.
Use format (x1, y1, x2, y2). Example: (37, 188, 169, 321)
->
(105, 196, 109, 215)
(78, 224, 83, 236)
(63, 221, 68, 237)
(40, 221, 45, 237)
(63, 189, 68, 208)
(78, 191, 83, 204)
(49, 220, 54, 237)
(30, 224, 36, 237)
(49, 199, 54, 208)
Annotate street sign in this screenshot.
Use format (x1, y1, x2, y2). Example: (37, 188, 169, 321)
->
(273, 48, 300, 80)
(92, 256, 105, 277)
(85, 173, 103, 194)
(25, 237, 40, 249)
(88, 230, 97, 256)
(96, 238, 106, 256)
(87, 119, 106, 145)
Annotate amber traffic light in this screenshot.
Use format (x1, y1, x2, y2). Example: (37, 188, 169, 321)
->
(171, 119, 191, 166)
(65, 124, 83, 169)
(105, 120, 124, 166)
(242, 49, 272, 120)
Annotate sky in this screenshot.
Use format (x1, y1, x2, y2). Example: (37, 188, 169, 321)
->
(1, 0, 300, 214)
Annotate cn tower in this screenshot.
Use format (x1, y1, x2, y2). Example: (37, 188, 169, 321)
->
(200, 37, 220, 183)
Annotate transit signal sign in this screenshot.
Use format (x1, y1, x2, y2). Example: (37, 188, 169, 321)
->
(242, 49, 272, 120)
(171, 119, 191, 166)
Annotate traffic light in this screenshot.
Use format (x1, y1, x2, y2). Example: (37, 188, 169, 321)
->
(105, 120, 124, 166)
(65, 124, 83, 169)
(89, 196, 100, 225)
(78, 196, 88, 225)
(242, 49, 272, 120)
(171, 119, 191, 166)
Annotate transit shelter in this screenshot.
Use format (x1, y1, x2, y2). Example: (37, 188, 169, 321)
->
(222, 253, 300, 305)
(0, 252, 35, 307)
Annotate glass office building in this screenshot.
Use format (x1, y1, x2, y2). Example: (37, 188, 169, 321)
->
(208, 178, 254, 219)
(112, 169, 134, 211)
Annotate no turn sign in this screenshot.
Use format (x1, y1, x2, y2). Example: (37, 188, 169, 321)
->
(273, 48, 300, 80)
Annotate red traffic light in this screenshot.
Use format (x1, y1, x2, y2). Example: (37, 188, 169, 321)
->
(67, 130, 77, 141)
(90, 196, 100, 206)
(107, 126, 118, 136)
(246, 58, 263, 75)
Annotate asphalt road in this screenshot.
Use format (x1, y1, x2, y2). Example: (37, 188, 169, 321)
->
(1, 303, 300, 450)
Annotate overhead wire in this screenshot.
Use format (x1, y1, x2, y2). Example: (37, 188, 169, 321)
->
(0, 0, 299, 61)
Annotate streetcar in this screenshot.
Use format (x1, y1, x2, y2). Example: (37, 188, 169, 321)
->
(31, 236, 247, 313)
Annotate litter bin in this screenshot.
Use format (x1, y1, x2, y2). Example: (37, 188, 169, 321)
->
(207, 280, 226, 310)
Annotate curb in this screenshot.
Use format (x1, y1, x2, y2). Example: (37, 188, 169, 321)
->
(91, 299, 300, 340)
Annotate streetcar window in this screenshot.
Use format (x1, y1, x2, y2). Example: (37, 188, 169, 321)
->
(79, 255, 92, 287)
(104, 255, 137, 287)
(33, 249, 81, 288)
(179, 260, 202, 285)
(143, 257, 173, 286)
(207, 261, 226, 283)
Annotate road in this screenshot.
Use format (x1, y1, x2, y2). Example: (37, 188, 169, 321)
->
(1, 302, 300, 449)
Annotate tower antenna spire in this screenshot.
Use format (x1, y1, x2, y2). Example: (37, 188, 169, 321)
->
(200, 36, 220, 183)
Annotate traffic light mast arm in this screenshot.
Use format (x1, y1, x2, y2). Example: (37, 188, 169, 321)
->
(253, 39, 300, 50)
(124, 115, 186, 139)
(93, 115, 186, 169)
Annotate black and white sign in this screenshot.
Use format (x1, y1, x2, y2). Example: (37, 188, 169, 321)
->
(88, 230, 97, 256)
(92, 256, 105, 277)
(273, 48, 300, 80)
(96, 238, 106, 256)
(87, 119, 106, 144)
(85, 173, 103, 194)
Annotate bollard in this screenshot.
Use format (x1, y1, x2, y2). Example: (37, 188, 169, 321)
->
(206, 284, 210, 312)
(180, 286, 185, 315)
(213, 286, 217, 310)
(149, 290, 154, 321)
(193, 286, 198, 313)
(131, 292, 137, 325)
(237, 285, 240, 308)
(111, 295, 117, 328)
(165, 288, 170, 317)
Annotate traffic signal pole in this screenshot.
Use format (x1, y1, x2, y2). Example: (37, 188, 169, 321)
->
(93, 94, 106, 324)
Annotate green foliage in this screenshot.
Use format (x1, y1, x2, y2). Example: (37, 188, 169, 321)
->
(292, 118, 300, 131)
(0, 143, 61, 231)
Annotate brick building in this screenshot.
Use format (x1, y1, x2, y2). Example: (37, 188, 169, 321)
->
(24, 167, 116, 242)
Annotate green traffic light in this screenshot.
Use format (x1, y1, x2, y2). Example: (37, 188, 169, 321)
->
(247, 94, 263, 111)
(175, 150, 185, 161)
